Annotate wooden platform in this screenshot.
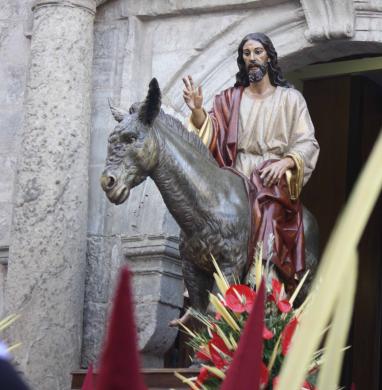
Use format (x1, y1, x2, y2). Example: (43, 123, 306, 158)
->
(71, 368, 200, 389)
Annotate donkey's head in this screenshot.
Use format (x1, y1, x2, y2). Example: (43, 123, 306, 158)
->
(100, 78, 161, 205)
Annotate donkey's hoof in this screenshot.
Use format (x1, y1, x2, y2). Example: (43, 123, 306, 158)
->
(168, 319, 181, 327)
(168, 309, 192, 327)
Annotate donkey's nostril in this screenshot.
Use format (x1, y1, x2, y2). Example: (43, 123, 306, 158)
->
(106, 175, 116, 189)
(101, 174, 117, 191)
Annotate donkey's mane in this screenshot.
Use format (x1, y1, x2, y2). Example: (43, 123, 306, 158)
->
(157, 109, 216, 163)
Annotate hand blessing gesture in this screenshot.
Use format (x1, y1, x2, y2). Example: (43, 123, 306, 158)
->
(182, 75, 203, 112)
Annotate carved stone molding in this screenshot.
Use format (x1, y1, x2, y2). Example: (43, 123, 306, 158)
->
(300, 0, 355, 42)
(95, 0, 288, 17)
(122, 234, 181, 263)
(82, 233, 183, 368)
(32, 0, 96, 14)
(123, 234, 183, 367)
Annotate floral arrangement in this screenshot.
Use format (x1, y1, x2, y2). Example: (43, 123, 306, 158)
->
(175, 244, 321, 390)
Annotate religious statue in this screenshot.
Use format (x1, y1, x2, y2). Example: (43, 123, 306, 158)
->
(100, 33, 319, 325)
(183, 32, 319, 292)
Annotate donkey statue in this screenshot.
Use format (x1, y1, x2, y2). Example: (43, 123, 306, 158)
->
(100, 78, 319, 318)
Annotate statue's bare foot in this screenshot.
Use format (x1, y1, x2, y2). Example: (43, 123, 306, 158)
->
(168, 309, 192, 327)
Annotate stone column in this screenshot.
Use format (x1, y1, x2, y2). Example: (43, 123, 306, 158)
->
(5, 1, 95, 389)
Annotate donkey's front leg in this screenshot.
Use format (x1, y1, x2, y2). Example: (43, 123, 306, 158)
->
(169, 260, 214, 327)
(183, 261, 214, 313)
(186, 262, 243, 319)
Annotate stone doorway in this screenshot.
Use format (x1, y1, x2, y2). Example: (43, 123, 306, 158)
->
(300, 59, 382, 389)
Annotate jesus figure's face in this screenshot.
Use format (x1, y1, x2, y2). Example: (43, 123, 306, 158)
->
(242, 40, 269, 83)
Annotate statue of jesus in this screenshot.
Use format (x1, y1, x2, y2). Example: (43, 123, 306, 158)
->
(183, 32, 319, 290)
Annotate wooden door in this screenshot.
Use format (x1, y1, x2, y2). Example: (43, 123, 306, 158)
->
(302, 75, 382, 389)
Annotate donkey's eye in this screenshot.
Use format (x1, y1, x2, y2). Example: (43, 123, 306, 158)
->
(109, 134, 118, 143)
(120, 132, 137, 144)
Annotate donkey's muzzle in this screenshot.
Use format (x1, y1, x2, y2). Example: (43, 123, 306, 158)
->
(100, 174, 130, 205)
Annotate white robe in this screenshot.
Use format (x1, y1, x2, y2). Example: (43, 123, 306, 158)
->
(236, 87, 319, 184)
(189, 86, 320, 199)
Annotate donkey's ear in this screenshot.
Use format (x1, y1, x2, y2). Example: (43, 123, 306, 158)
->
(139, 78, 161, 126)
(108, 98, 128, 122)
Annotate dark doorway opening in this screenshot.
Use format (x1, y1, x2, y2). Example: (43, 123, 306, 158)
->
(302, 72, 382, 389)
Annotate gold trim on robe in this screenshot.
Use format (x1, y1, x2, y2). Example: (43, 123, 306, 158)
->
(285, 152, 304, 200)
(187, 110, 213, 147)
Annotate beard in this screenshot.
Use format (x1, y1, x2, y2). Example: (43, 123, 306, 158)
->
(247, 62, 267, 83)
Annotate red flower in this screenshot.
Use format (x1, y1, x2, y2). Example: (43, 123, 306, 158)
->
(260, 361, 269, 388)
(262, 325, 274, 340)
(269, 279, 292, 313)
(302, 381, 316, 389)
(196, 366, 210, 387)
(281, 317, 299, 355)
(225, 284, 256, 313)
(208, 333, 233, 369)
(196, 345, 210, 362)
(273, 376, 280, 388)
(215, 312, 222, 320)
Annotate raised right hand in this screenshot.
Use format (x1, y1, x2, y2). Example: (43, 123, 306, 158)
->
(182, 75, 203, 112)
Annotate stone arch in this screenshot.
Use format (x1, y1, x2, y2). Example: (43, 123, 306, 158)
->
(158, 2, 382, 116)
(92, 0, 382, 117)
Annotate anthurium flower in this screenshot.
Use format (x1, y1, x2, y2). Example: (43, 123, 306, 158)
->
(196, 345, 211, 362)
(225, 284, 256, 313)
(302, 381, 316, 389)
(215, 312, 222, 321)
(273, 376, 280, 388)
(262, 325, 274, 340)
(260, 361, 269, 389)
(208, 333, 233, 369)
(210, 333, 230, 353)
(281, 317, 299, 356)
(196, 366, 210, 387)
(269, 279, 292, 313)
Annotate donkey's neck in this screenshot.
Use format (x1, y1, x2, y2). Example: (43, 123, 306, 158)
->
(151, 122, 222, 235)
